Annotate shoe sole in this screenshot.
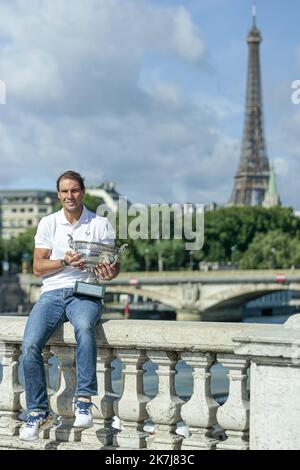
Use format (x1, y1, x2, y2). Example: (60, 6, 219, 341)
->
(19, 436, 39, 442)
(19, 415, 59, 441)
(73, 423, 93, 429)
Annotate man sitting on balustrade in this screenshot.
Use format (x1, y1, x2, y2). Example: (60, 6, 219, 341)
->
(19, 170, 120, 442)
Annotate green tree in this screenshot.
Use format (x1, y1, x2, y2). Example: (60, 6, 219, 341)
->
(2, 205, 299, 274)
(202, 206, 300, 264)
(240, 230, 300, 269)
(0, 228, 36, 272)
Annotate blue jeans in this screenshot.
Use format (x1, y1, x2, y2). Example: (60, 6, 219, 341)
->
(22, 288, 102, 413)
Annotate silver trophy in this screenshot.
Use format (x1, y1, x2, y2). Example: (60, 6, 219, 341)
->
(68, 234, 128, 298)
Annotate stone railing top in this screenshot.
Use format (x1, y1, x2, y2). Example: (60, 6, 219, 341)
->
(17, 269, 300, 281)
(17, 269, 300, 287)
(0, 316, 282, 354)
(233, 314, 300, 360)
(284, 313, 300, 329)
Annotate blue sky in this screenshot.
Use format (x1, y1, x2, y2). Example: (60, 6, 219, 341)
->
(0, 0, 299, 208)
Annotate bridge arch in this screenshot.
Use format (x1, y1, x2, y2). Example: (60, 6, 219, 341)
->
(107, 282, 300, 313)
(203, 284, 296, 312)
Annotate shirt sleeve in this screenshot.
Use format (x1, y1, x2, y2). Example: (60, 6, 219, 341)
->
(34, 217, 52, 249)
(101, 219, 116, 245)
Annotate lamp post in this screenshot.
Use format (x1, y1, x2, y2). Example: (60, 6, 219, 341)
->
(231, 245, 237, 268)
(21, 252, 31, 274)
(158, 252, 163, 272)
(270, 247, 276, 270)
(145, 248, 150, 272)
(157, 240, 164, 272)
(2, 245, 9, 277)
(189, 250, 194, 271)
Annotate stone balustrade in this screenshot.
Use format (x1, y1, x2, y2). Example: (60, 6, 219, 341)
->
(0, 316, 299, 450)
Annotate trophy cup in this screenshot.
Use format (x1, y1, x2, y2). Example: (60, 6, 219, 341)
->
(68, 234, 128, 298)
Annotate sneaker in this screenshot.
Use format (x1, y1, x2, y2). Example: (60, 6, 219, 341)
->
(19, 412, 54, 442)
(73, 400, 94, 428)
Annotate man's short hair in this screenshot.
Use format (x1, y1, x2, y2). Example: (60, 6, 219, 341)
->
(56, 170, 85, 191)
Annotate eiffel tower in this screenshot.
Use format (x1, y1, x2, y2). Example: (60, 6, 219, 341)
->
(230, 4, 270, 206)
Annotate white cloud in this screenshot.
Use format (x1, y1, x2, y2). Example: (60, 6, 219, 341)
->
(3, 48, 64, 105)
(0, 0, 239, 206)
(273, 158, 289, 178)
(264, 105, 300, 208)
(172, 6, 206, 62)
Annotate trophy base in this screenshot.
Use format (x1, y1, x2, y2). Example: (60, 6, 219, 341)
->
(74, 281, 106, 299)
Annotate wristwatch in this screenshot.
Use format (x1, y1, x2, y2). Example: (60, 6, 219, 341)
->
(60, 258, 68, 267)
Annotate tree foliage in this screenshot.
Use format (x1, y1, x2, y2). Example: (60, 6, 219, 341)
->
(1, 205, 300, 272)
(240, 230, 300, 269)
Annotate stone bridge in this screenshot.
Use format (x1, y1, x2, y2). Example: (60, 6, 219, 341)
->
(17, 270, 300, 321)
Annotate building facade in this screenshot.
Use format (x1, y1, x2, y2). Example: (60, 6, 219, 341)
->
(0, 190, 57, 239)
(0, 183, 126, 239)
(86, 181, 131, 212)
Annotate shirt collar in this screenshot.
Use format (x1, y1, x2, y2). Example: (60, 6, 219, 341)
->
(57, 205, 90, 226)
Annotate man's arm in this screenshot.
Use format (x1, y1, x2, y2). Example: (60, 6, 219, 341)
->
(33, 248, 85, 277)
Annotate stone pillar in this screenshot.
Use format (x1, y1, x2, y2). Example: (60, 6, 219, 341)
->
(180, 352, 219, 450)
(0, 343, 22, 436)
(176, 310, 202, 321)
(81, 347, 116, 449)
(216, 354, 250, 450)
(49, 345, 81, 442)
(113, 349, 149, 449)
(146, 350, 183, 450)
(43, 346, 56, 397)
(177, 284, 201, 321)
(234, 314, 300, 450)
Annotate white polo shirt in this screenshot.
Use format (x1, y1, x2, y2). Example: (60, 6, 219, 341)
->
(34, 206, 115, 293)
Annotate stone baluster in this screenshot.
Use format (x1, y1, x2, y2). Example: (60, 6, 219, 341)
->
(43, 346, 56, 396)
(49, 345, 80, 443)
(146, 350, 183, 450)
(0, 343, 22, 436)
(81, 347, 116, 449)
(19, 391, 26, 415)
(180, 352, 220, 450)
(216, 354, 250, 450)
(113, 349, 149, 449)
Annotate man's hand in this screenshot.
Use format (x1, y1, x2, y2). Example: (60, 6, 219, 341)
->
(64, 251, 86, 270)
(94, 262, 120, 280)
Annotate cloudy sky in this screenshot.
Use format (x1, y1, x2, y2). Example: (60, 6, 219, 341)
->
(0, 0, 299, 208)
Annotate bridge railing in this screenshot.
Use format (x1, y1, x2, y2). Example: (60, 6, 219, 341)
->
(0, 316, 299, 450)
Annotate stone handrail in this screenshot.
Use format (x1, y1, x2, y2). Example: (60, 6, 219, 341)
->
(0, 316, 299, 450)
